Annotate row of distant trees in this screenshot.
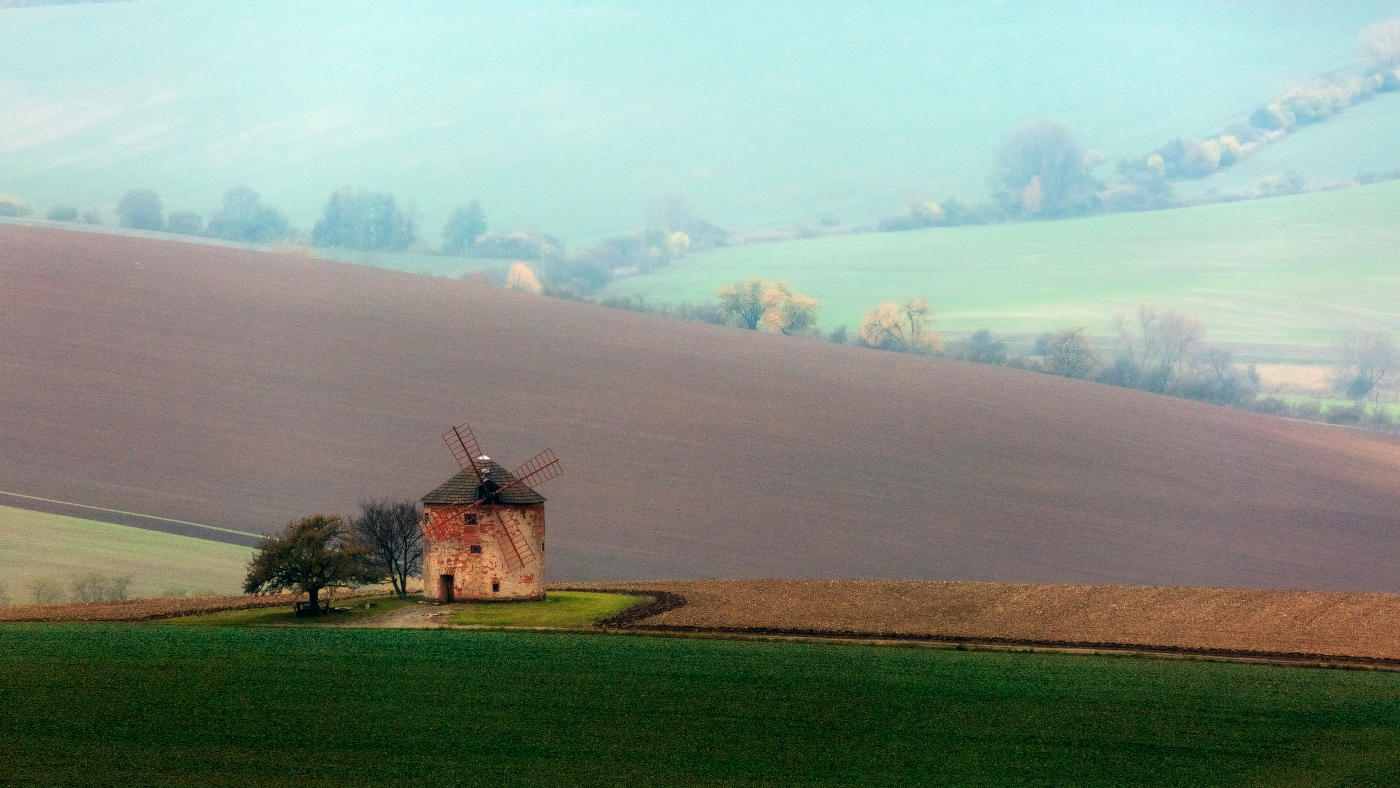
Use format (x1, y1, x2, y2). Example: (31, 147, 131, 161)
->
(592, 281, 1397, 431)
(873, 18, 1400, 233)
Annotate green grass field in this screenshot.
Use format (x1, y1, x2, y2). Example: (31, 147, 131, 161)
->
(2, 2, 1396, 243)
(1, 625, 1397, 787)
(447, 591, 647, 627)
(0, 505, 254, 602)
(157, 593, 423, 627)
(606, 180, 1400, 345)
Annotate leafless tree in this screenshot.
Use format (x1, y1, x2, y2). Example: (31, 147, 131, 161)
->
(350, 500, 424, 599)
(1338, 329, 1395, 405)
(27, 576, 65, 605)
(1113, 305, 1203, 392)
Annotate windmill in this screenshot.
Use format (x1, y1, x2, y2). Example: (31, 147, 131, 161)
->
(420, 423, 562, 602)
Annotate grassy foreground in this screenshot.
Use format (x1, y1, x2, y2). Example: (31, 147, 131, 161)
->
(1, 625, 1398, 787)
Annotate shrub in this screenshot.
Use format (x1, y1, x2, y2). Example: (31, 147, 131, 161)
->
(0, 194, 32, 217)
(165, 211, 204, 236)
(473, 230, 559, 261)
(45, 205, 78, 222)
(955, 330, 1008, 365)
(828, 325, 848, 345)
(506, 262, 543, 294)
(80, 208, 102, 225)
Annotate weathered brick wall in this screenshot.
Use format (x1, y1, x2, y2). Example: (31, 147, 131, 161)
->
(423, 504, 545, 601)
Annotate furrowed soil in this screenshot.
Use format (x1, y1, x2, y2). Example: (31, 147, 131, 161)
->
(565, 579, 1400, 662)
(4, 223, 1400, 591)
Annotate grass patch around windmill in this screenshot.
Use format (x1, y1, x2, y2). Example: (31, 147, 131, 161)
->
(446, 591, 646, 628)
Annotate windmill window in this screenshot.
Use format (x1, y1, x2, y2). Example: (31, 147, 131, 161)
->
(465, 513, 477, 525)
(492, 582, 500, 593)
(470, 544, 481, 554)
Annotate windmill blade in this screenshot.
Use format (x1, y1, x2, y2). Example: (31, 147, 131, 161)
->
(489, 448, 562, 496)
(442, 422, 487, 486)
(490, 508, 536, 570)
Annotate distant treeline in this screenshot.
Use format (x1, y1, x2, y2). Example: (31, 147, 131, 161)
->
(589, 284, 1398, 433)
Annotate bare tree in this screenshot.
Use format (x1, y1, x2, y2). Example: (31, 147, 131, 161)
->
(1044, 327, 1098, 379)
(1113, 305, 1203, 392)
(1338, 329, 1395, 405)
(350, 500, 424, 599)
(27, 577, 65, 605)
(0, 580, 11, 606)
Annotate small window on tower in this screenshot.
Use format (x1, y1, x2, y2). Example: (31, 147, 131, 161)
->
(465, 513, 477, 525)
(541, 541, 545, 553)
(470, 544, 481, 554)
(492, 582, 500, 593)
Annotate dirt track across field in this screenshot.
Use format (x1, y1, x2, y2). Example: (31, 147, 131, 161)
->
(3, 224, 1400, 591)
(561, 580, 1400, 663)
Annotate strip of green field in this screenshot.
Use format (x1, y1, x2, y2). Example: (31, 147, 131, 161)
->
(0, 505, 253, 602)
(606, 181, 1400, 346)
(447, 591, 646, 627)
(156, 593, 423, 627)
(1, 625, 1397, 787)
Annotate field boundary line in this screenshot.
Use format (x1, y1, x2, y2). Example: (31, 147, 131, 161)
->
(611, 622, 1400, 670)
(560, 587, 1400, 670)
(0, 489, 262, 539)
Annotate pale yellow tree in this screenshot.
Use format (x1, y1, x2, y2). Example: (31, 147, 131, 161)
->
(859, 298, 942, 353)
(506, 262, 543, 294)
(760, 282, 820, 335)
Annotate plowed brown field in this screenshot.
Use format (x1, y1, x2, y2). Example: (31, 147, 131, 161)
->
(3, 223, 1400, 590)
(564, 579, 1400, 662)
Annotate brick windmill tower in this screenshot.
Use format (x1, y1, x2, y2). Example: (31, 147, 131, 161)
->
(421, 423, 562, 603)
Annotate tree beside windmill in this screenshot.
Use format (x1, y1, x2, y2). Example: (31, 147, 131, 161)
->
(421, 423, 562, 603)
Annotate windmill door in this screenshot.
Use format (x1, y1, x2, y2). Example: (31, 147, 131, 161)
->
(439, 574, 454, 603)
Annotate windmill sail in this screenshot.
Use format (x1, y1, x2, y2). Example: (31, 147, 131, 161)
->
(491, 508, 536, 570)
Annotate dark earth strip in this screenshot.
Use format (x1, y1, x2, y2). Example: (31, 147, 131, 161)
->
(0, 491, 263, 547)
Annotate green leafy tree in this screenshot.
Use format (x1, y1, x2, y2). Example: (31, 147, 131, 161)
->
(442, 201, 486, 254)
(206, 187, 291, 243)
(117, 189, 164, 230)
(244, 514, 382, 613)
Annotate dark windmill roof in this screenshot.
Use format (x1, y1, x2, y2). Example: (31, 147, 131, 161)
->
(421, 459, 546, 505)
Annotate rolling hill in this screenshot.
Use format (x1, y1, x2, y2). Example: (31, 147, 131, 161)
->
(3, 1, 1399, 242)
(0, 505, 254, 600)
(3, 223, 1400, 590)
(603, 180, 1400, 345)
